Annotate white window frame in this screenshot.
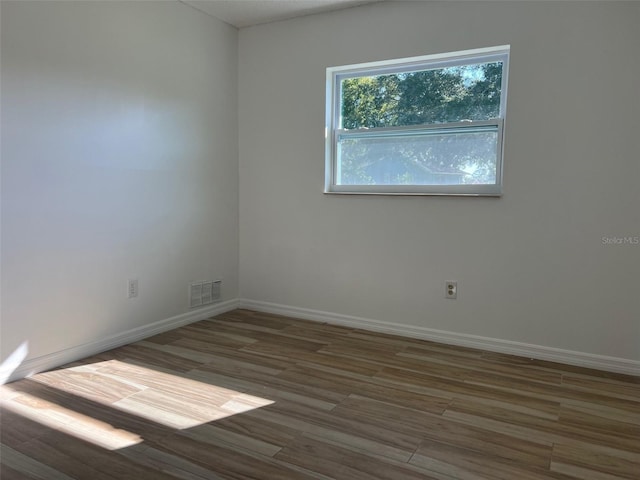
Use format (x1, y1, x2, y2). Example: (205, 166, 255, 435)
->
(325, 45, 510, 196)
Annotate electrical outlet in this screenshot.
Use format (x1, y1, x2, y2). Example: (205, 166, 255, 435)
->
(445, 281, 457, 299)
(128, 279, 138, 298)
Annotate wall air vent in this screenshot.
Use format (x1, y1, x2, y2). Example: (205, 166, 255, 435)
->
(189, 280, 221, 308)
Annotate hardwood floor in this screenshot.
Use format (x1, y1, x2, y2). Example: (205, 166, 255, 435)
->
(1, 309, 638, 479)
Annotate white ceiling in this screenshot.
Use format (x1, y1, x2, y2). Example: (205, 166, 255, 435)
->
(180, 0, 386, 28)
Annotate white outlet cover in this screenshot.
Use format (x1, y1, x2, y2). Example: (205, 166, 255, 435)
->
(446, 281, 457, 299)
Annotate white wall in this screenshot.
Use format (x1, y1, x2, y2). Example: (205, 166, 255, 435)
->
(2, 1, 638, 377)
(239, 2, 640, 361)
(1, 1, 238, 371)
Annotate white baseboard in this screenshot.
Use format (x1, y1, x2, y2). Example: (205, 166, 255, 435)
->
(239, 298, 640, 377)
(4, 299, 240, 384)
(6, 297, 637, 383)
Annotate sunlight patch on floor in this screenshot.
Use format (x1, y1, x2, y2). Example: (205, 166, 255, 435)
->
(0, 385, 143, 450)
(1, 359, 274, 449)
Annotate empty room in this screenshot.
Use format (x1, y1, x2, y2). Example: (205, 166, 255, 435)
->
(1, 0, 638, 479)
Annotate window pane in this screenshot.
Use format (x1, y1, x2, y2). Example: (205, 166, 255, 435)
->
(327, 46, 509, 195)
(340, 62, 503, 129)
(337, 128, 498, 186)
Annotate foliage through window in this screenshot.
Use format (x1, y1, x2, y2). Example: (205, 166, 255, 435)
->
(325, 46, 509, 195)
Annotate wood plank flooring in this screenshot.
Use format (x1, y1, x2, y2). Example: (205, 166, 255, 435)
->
(1, 309, 638, 479)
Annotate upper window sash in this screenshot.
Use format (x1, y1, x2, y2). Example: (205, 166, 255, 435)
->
(329, 47, 510, 130)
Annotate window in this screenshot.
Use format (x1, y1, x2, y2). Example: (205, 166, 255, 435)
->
(325, 46, 509, 195)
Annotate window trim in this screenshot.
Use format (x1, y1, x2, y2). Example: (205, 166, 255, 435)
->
(324, 45, 510, 196)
